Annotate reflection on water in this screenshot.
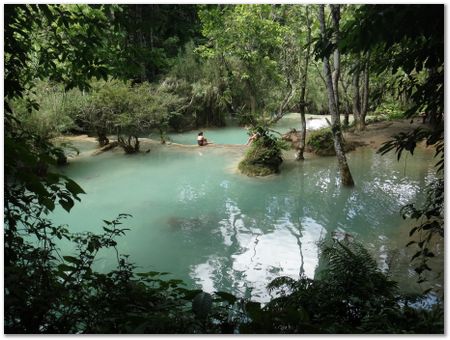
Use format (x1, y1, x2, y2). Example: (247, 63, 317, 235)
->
(51, 136, 441, 302)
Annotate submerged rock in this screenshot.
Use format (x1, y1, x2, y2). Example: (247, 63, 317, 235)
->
(167, 216, 205, 232)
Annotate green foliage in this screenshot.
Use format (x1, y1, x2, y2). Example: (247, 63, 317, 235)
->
(167, 48, 232, 129)
(162, 74, 229, 130)
(366, 6, 446, 295)
(5, 4, 117, 107)
(303, 65, 330, 115)
(10, 81, 88, 138)
(198, 5, 288, 116)
(111, 5, 202, 81)
(306, 127, 359, 156)
(241, 241, 443, 334)
(4, 3, 123, 176)
(66, 79, 185, 150)
(170, 41, 205, 83)
(306, 128, 335, 156)
(378, 127, 432, 162)
(401, 178, 443, 286)
(342, 4, 444, 151)
(374, 102, 407, 120)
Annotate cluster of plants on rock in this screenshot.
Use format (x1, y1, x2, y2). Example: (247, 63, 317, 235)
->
(238, 126, 287, 176)
(306, 128, 358, 157)
(306, 128, 335, 156)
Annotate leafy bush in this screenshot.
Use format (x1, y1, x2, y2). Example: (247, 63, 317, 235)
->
(306, 128, 335, 156)
(69, 79, 185, 150)
(306, 127, 360, 156)
(11, 81, 78, 139)
(241, 240, 444, 334)
(168, 48, 232, 130)
(374, 102, 407, 120)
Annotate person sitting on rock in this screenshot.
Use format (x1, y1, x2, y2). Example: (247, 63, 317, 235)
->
(197, 132, 208, 146)
(246, 132, 259, 145)
(245, 127, 261, 145)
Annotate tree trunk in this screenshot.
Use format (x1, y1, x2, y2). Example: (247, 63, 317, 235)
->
(136, 5, 146, 82)
(339, 76, 351, 127)
(352, 65, 362, 130)
(244, 77, 257, 115)
(297, 6, 312, 161)
(360, 58, 369, 130)
(353, 54, 369, 131)
(96, 128, 109, 147)
(297, 113, 307, 160)
(319, 5, 354, 187)
(118, 134, 140, 154)
(331, 5, 341, 121)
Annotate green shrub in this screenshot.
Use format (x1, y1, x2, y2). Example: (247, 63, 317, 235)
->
(365, 115, 387, 124)
(11, 81, 78, 138)
(243, 240, 444, 334)
(306, 128, 335, 156)
(374, 102, 407, 120)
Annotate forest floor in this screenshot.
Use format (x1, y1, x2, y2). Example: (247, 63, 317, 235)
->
(343, 117, 428, 150)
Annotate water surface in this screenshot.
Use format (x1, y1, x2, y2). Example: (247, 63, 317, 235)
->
(53, 125, 442, 302)
(163, 113, 337, 145)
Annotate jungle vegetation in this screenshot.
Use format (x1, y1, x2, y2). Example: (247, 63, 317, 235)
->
(4, 4, 444, 334)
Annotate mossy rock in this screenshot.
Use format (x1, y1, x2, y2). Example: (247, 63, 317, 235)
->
(238, 161, 278, 176)
(238, 142, 283, 176)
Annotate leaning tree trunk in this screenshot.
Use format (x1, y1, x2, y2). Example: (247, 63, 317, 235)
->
(319, 5, 354, 187)
(276, 77, 294, 121)
(270, 33, 297, 125)
(297, 6, 312, 161)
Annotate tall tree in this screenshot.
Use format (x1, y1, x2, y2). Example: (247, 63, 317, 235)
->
(352, 53, 370, 131)
(112, 4, 201, 82)
(318, 4, 354, 187)
(331, 5, 341, 117)
(342, 5, 444, 281)
(198, 5, 286, 117)
(341, 5, 443, 130)
(4, 5, 120, 331)
(296, 5, 312, 161)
